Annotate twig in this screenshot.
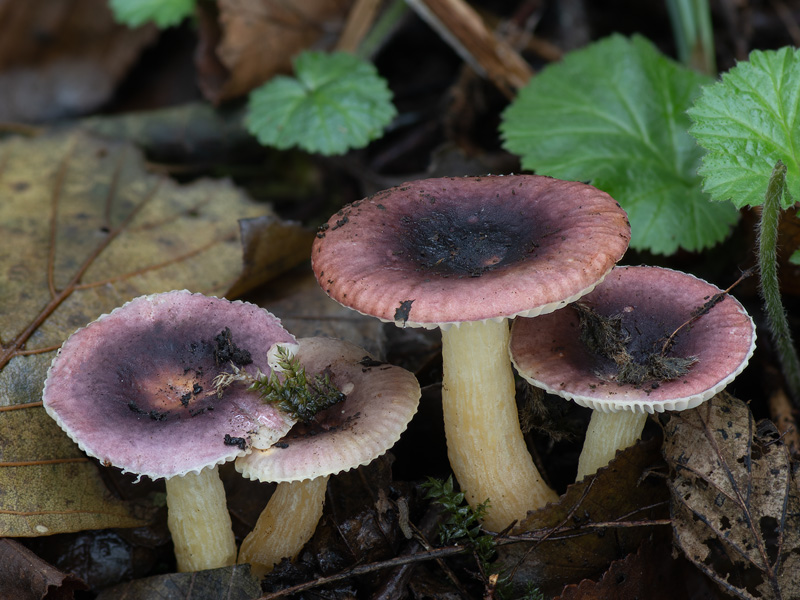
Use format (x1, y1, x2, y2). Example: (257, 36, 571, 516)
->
(660, 266, 756, 356)
(256, 485, 670, 599)
(256, 545, 471, 600)
(336, 0, 383, 53)
(404, 0, 533, 98)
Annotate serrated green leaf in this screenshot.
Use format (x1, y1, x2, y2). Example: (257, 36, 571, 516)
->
(688, 47, 800, 209)
(245, 51, 396, 156)
(501, 34, 738, 255)
(109, 0, 195, 28)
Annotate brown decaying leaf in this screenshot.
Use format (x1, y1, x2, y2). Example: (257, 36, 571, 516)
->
(198, 0, 354, 103)
(664, 391, 800, 600)
(502, 437, 670, 598)
(228, 215, 313, 298)
(0, 131, 303, 537)
(0, 538, 87, 600)
(248, 265, 386, 358)
(94, 564, 260, 600)
(0, 0, 158, 121)
(555, 539, 726, 600)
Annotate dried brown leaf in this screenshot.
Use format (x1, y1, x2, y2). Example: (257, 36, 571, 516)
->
(228, 215, 313, 298)
(502, 437, 670, 598)
(0, 131, 303, 536)
(198, 0, 354, 103)
(249, 266, 386, 357)
(94, 564, 260, 600)
(0, 539, 87, 600)
(663, 392, 800, 600)
(0, 0, 157, 121)
(554, 540, 725, 600)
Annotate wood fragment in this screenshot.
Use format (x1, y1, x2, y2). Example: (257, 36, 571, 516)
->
(404, 0, 533, 98)
(336, 0, 384, 53)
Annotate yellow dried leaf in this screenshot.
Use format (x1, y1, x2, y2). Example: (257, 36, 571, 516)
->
(0, 131, 303, 536)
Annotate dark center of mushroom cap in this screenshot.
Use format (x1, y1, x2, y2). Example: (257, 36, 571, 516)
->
(399, 203, 549, 277)
(102, 323, 253, 424)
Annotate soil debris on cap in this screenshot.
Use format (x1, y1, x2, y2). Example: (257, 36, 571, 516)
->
(574, 302, 698, 387)
(213, 327, 253, 367)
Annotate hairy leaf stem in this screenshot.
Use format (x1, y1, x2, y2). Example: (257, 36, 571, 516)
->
(758, 161, 800, 403)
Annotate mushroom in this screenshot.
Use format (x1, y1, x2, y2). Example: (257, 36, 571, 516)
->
(311, 175, 630, 530)
(509, 266, 757, 480)
(42, 290, 298, 572)
(235, 337, 421, 576)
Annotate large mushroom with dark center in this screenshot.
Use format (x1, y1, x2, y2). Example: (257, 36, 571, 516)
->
(312, 175, 630, 530)
(509, 266, 757, 480)
(42, 290, 298, 572)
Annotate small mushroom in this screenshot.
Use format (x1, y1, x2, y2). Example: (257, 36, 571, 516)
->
(235, 337, 421, 577)
(42, 290, 298, 572)
(311, 175, 630, 530)
(509, 266, 757, 480)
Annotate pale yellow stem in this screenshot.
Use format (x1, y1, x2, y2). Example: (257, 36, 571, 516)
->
(166, 466, 237, 572)
(441, 320, 557, 532)
(575, 410, 649, 480)
(238, 475, 330, 578)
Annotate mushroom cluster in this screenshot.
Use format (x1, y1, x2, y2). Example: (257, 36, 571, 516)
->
(42, 291, 298, 572)
(42, 291, 421, 576)
(311, 175, 631, 530)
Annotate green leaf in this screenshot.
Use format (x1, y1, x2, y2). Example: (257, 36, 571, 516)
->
(688, 47, 800, 209)
(501, 34, 738, 255)
(109, 0, 195, 28)
(245, 51, 396, 156)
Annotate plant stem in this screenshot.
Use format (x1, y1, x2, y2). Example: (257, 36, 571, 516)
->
(758, 160, 800, 403)
(666, 0, 716, 75)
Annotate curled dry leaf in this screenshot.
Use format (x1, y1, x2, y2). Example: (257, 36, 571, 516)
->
(198, 0, 354, 103)
(0, 131, 307, 536)
(663, 391, 800, 600)
(501, 437, 669, 598)
(554, 539, 725, 600)
(94, 564, 260, 600)
(0, 539, 87, 600)
(0, 0, 158, 121)
(249, 267, 386, 358)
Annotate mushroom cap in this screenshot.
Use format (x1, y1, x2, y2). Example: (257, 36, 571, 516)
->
(509, 266, 756, 414)
(311, 175, 631, 329)
(235, 337, 421, 483)
(42, 290, 297, 480)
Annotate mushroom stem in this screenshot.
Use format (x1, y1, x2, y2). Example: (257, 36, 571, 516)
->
(238, 475, 330, 578)
(575, 410, 648, 480)
(165, 466, 237, 572)
(441, 319, 557, 531)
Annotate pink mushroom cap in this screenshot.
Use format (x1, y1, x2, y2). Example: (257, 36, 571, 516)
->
(312, 175, 631, 328)
(236, 337, 421, 483)
(509, 266, 757, 413)
(42, 290, 298, 480)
